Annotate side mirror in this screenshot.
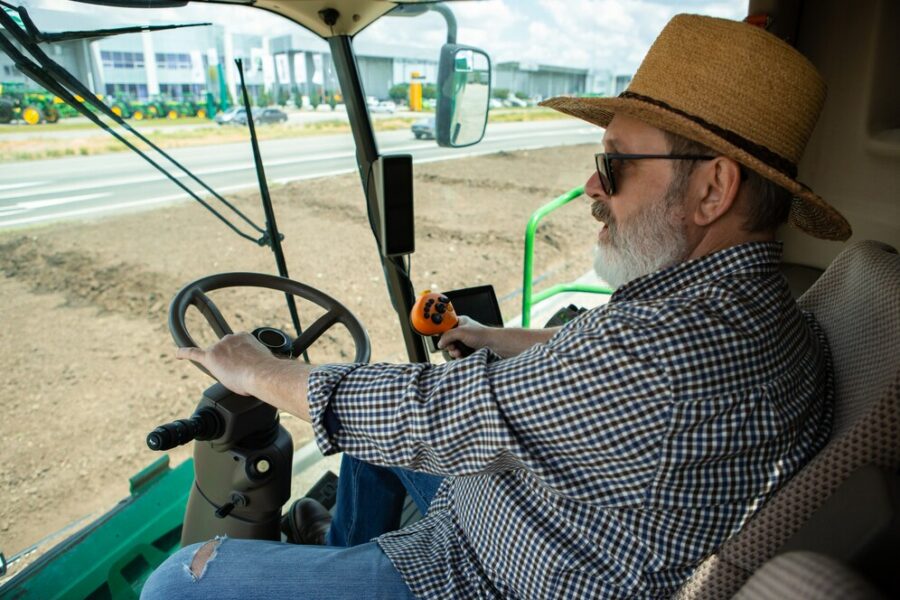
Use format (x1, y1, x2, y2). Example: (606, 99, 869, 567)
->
(436, 44, 491, 148)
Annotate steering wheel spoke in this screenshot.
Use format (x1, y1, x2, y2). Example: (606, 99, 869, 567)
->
(188, 288, 234, 339)
(291, 309, 340, 357)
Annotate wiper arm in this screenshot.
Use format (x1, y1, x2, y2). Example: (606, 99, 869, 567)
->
(34, 22, 211, 44)
(234, 59, 308, 354)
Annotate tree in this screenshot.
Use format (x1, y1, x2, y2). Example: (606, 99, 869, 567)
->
(277, 87, 290, 107)
(492, 87, 510, 100)
(326, 89, 337, 111)
(515, 90, 528, 100)
(388, 83, 409, 103)
(422, 83, 437, 100)
(310, 88, 321, 110)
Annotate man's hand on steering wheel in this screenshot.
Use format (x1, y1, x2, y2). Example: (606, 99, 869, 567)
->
(176, 332, 281, 398)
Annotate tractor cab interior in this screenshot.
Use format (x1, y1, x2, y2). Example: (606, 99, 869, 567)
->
(0, 0, 897, 598)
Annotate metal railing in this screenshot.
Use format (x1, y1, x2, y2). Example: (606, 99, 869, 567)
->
(521, 185, 613, 327)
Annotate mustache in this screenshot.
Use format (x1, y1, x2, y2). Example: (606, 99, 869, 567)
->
(591, 200, 614, 225)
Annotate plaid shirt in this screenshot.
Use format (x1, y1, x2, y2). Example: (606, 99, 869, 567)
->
(308, 242, 833, 599)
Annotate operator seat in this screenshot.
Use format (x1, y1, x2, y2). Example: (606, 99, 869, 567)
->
(732, 551, 885, 599)
(675, 240, 900, 599)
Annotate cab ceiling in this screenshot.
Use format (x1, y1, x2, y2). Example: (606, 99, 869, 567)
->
(207, 0, 454, 38)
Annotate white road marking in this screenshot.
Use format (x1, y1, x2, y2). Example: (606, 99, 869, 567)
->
(274, 168, 357, 184)
(18, 192, 111, 210)
(0, 185, 256, 228)
(0, 207, 27, 217)
(0, 181, 46, 191)
(0, 192, 111, 218)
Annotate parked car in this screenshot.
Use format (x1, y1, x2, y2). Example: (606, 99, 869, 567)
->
(214, 106, 245, 125)
(234, 107, 289, 125)
(371, 100, 396, 114)
(411, 117, 436, 140)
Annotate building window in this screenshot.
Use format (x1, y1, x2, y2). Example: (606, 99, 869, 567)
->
(101, 51, 145, 70)
(155, 52, 192, 70)
(104, 83, 149, 100)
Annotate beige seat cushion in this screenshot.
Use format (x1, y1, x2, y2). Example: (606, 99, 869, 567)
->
(733, 551, 885, 599)
(675, 240, 900, 599)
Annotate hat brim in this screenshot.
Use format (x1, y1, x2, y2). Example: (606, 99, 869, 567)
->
(540, 96, 852, 241)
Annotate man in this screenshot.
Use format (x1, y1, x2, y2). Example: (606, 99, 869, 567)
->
(142, 14, 850, 599)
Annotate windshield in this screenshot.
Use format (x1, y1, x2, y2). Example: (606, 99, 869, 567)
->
(0, 0, 746, 582)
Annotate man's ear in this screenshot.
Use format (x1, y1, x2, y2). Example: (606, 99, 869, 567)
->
(691, 157, 742, 227)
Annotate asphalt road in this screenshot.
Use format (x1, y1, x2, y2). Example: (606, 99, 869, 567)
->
(0, 119, 597, 230)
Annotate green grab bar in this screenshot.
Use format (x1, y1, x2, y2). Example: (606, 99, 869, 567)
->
(521, 185, 613, 327)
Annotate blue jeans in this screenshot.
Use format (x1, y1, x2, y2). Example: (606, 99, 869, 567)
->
(141, 456, 444, 599)
(327, 454, 445, 547)
(140, 539, 414, 599)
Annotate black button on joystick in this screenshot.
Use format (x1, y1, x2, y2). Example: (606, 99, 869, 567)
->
(431, 314, 443, 325)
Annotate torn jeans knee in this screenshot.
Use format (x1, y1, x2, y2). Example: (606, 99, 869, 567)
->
(185, 535, 226, 582)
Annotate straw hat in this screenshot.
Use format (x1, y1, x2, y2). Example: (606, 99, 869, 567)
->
(540, 14, 851, 241)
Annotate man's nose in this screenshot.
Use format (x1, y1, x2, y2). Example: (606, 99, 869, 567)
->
(584, 170, 606, 200)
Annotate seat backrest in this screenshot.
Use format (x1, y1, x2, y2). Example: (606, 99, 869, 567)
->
(732, 551, 885, 600)
(676, 240, 900, 599)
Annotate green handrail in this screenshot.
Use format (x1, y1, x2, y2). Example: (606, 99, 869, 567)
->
(521, 185, 613, 327)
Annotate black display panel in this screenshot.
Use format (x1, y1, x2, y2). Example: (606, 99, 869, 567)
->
(444, 285, 504, 327)
(377, 154, 414, 256)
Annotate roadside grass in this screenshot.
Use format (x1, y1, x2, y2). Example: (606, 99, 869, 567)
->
(0, 115, 214, 133)
(0, 108, 569, 162)
(487, 107, 567, 122)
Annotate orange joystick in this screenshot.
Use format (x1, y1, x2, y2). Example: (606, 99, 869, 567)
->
(410, 291, 458, 336)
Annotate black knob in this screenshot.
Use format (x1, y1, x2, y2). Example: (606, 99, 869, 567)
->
(215, 502, 235, 519)
(146, 407, 224, 451)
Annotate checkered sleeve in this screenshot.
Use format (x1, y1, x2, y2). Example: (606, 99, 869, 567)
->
(307, 313, 672, 503)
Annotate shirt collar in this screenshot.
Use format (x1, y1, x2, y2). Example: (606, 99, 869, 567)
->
(609, 241, 784, 303)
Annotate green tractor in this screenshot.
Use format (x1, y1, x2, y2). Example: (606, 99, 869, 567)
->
(52, 94, 81, 119)
(0, 81, 60, 124)
(177, 95, 209, 119)
(106, 94, 134, 119)
(149, 97, 183, 120)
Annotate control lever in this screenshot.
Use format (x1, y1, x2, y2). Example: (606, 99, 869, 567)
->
(409, 291, 474, 358)
(146, 407, 224, 451)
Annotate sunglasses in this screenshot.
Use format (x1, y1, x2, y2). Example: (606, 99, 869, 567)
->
(594, 152, 715, 196)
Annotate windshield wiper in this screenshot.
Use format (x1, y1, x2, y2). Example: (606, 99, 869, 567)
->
(29, 22, 210, 44)
(233, 58, 308, 354)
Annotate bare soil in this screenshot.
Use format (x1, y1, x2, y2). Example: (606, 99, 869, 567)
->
(0, 143, 596, 571)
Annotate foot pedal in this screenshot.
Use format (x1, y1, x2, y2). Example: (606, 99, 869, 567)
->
(304, 471, 339, 510)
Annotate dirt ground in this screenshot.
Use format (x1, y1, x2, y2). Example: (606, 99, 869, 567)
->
(0, 143, 598, 570)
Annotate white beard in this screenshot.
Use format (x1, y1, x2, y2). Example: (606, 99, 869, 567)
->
(593, 192, 688, 289)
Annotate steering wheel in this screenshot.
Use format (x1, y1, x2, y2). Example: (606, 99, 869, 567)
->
(169, 272, 371, 375)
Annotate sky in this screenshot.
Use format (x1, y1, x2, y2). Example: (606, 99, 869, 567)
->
(22, 0, 747, 75)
